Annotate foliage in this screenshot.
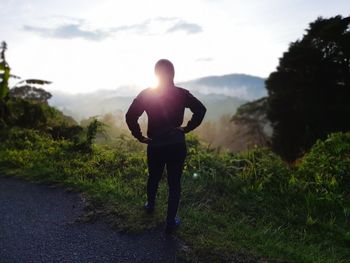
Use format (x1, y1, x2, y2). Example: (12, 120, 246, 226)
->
(0, 41, 10, 127)
(266, 15, 350, 161)
(73, 119, 107, 153)
(0, 41, 10, 100)
(1, 86, 349, 262)
(5, 97, 77, 130)
(0, 41, 52, 103)
(0, 41, 53, 128)
(49, 123, 83, 141)
(297, 132, 350, 196)
(1, 124, 350, 262)
(9, 85, 52, 104)
(230, 97, 271, 150)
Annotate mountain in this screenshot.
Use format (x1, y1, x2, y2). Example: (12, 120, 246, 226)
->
(49, 73, 266, 122)
(49, 90, 134, 121)
(49, 91, 246, 122)
(178, 73, 266, 100)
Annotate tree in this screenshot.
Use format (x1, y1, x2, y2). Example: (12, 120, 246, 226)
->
(266, 15, 350, 161)
(0, 41, 53, 127)
(0, 41, 10, 126)
(0, 41, 10, 100)
(0, 41, 52, 103)
(9, 85, 52, 104)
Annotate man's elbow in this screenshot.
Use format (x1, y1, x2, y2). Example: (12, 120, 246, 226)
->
(125, 111, 134, 128)
(201, 105, 207, 117)
(194, 106, 206, 123)
(125, 113, 130, 125)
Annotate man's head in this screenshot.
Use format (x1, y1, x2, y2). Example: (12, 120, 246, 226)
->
(154, 59, 175, 86)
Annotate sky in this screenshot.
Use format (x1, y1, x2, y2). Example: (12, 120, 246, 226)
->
(0, 0, 349, 94)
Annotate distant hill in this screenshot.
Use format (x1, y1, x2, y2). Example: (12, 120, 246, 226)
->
(49, 90, 133, 121)
(49, 91, 246, 122)
(178, 73, 266, 100)
(49, 73, 266, 121)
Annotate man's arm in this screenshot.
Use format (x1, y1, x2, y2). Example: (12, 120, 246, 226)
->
(125, 93, 149, 142)
(182, 91, 207, 133)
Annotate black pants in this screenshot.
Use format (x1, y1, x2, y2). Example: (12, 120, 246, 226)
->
(146, 142, 187, 223)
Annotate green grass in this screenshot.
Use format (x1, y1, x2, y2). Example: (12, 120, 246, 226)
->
(1, 127, 350, 262)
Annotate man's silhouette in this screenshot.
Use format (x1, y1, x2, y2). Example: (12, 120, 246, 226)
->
(125, 59, 206, 233)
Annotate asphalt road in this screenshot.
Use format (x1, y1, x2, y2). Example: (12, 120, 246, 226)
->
(0, 176, 186, 263)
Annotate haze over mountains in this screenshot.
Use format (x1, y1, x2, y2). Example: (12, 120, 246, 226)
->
(178, 74, 266, 100)
(49, 73, 266, 121)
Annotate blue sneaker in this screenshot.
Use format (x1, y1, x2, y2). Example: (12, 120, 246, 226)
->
(165, 216, 181, 234)
(144, 201, 155, 214)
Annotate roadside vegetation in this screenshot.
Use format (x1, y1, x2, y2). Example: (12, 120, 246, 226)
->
(1, 122, 349, 262)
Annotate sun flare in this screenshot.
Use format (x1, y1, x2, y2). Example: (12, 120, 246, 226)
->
(150, 75, 160, 89)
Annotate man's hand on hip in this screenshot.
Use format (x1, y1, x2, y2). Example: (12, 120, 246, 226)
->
(138, 136, 152, 144)
(176, 126, 189, 134)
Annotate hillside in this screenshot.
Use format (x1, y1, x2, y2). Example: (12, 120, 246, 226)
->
(1, 89, 350, 262)
(1, 116, 350, 262)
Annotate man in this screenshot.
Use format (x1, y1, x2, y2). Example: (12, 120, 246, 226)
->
(125, 59, 206, 233)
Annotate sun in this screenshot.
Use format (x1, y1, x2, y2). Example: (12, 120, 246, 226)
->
(150, 74, 160, 89)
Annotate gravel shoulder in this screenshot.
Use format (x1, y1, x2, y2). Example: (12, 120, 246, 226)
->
(0, 176, 186, 263)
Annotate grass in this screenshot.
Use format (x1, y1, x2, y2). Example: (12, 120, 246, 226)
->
(1, 127, 350, 262)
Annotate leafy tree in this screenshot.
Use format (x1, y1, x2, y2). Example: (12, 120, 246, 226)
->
(0, 41, 52, 102)
(0, 41, 10, 126)
(12, 99, 47, 128)
(49, 123, 83, 141)
(0, 41, 53, 127)
(266, 15, 350, 161)
(74, 119, 106, 153)
(9, 85, 52, 104)
(0, 41, 10, 100)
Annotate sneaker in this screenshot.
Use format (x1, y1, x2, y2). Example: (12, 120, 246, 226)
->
(165, 216, 181, 234)
(144, 201, 155, 214)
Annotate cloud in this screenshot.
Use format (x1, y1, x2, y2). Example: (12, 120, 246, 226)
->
(196, 57, 214, 62)
(23, 23, 109, 41)
(23, 19, 152, 41)
(167, 21, 203, 34)
(23, 17, 203, 40)
(111, 20, 151, 34)
(153, 17, 179, 22)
